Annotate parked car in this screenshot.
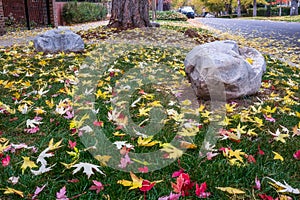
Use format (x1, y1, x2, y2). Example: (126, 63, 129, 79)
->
(179, 6, 195, 19)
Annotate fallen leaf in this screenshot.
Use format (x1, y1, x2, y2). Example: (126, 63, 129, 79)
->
(216, 186, 245, 194)
(72, 162, 105, 179)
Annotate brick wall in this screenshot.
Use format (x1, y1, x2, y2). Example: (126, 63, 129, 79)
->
(2, 0, 57, 28)
(0, 0, 5, 35)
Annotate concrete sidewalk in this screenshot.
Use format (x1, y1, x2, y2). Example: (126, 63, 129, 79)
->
(0, 20, 109, 47)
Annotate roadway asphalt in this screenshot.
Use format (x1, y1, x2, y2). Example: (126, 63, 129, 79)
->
(197, 17, 300, 52)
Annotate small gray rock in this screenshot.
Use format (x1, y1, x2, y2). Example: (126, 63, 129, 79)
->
(150, 22, 160, 28)
(34, 29, 84, 53)
(184, 40, 266, 100)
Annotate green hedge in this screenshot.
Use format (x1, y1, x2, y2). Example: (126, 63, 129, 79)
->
(62, 2, 107, 25)
(247, 7, 300, 16)
(150, 11, 188, 21)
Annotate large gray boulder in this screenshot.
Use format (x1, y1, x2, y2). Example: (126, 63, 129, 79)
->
(184, 40, 266, 100)
(34, 29, 84, 53)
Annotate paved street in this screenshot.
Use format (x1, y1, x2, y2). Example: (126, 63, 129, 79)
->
(197, 18, 300, 48)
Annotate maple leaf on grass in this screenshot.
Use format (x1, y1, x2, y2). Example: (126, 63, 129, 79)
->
(118, 171, 143, 190)
(56, 186, 68, 200)
(21, 156, 38, 174)
(216, 187, 245, 195)
(195, 182, 211, 198)
(0, 187, 24, 198)
(160, 143, 183, 159)
(266, 177, 300, 194)
(171, 173, 194, 197)
(32, 184, 47, 200)
(72, 162, 105, 179)
(158, 192, 181, 200)
(89, 180, 104, 194)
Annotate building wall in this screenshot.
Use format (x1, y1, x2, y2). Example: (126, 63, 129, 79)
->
(2, 0, 56, 30)
(0, 0, 6, 36)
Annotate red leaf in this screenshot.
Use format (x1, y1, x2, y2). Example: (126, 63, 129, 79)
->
(172, 169, 184, 178)
(140, 180, 155, 192)
(258, 194, 274, 200)
(1, 155, 10, 167)
(257, 145, 265, 155)
(245, 154, 256, 163)
(195, 182, 211, 198)
(171, 173, 193, 196)
(293, 150, 300, 160)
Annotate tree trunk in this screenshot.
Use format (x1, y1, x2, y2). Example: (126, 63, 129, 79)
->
(108, 0, 151, 29)
(290, 0, 299, 16)
(237, 0, 241, 17)
(157, 0, 163, 11)
(253, 0, 257, 17)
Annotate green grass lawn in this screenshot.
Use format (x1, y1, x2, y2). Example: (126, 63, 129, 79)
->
(0, 24, 299, 200)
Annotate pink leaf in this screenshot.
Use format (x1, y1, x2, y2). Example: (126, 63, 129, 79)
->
(263, 114, 276, 122)
(32, 184, 47, 200)
(118, 153, 133, 168)
(138, 166, 149, 173)
(195, 182, 211, 198)
(24, 126, 40, 134)
(89, 180, 104, 194)
(171, 169, 184, 178)
(254, 176, 261, 190)
(158, 192, 181, 200)
(56, 186, 68, 200)
(293, 150, 300, 160)
(206, 152, 219, 160)
(68, 140, 76, 149)
(1, 155, 10, 167)
(93, 121, 103, 127)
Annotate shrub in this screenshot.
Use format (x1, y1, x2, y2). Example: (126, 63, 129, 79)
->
(62, 2, 107, 25)
(247, 7, 300, 16)
(150, 11, 188, 21)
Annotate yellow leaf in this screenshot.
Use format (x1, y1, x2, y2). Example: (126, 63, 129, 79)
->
(216, 187, 245, 194)
(21, 157, 38, 174)
(225, 103, 236, 113)
(160, 143, 183, 159)
(113, 131, 126, 137)
(181, 99, 192, 106)
(137, 136, 160, 147)
(138, 107, 151, 117)
(0, 140, 10, 153)
(48, 138, 63, 151)
(117, 172, 143, 190)
(273, 151, 284, 161)
(1, 187, 24, 197)
(147, 101, 162, 107)
(60, 159, 79, 169)
(198, 104, 205, 112)
(180, 141, 197, 149)
(177, 126, 199, 136)
(245, 58, 253, 65)
(94, 155, 111, 166)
